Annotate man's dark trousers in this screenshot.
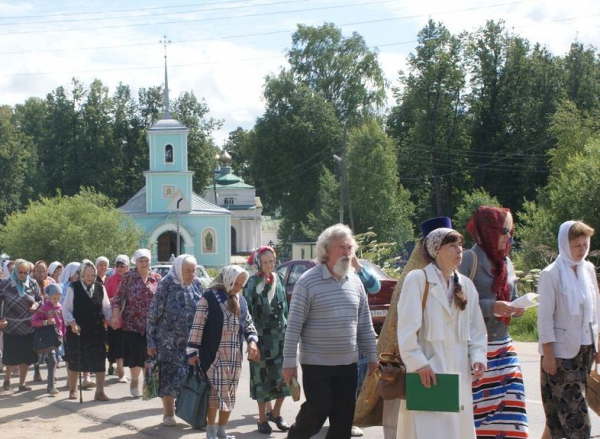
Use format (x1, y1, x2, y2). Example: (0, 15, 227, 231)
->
(286, 363, 358, 439)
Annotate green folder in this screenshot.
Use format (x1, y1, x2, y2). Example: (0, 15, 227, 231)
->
(406, 372, 461, 412)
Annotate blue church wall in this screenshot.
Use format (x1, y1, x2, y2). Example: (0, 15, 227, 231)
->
(148, 133, 188, 171)
(145, 172, 193, 213)
(131, 214, 230, 268)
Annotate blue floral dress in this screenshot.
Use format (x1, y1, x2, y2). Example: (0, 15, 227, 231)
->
(146, 274, 203, 398)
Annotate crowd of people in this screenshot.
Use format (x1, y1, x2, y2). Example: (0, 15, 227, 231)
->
(0, 210, 598, 439)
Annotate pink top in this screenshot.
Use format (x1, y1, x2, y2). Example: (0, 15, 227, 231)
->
(105, 272, 123, 300)
(31, 300, 66, 339)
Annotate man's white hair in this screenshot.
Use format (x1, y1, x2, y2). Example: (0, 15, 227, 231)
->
(315, 224, 357, 264)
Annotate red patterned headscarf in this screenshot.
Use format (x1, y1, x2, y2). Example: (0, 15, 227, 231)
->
(466, 206, 512, 306)
(251, 246, 277, 286)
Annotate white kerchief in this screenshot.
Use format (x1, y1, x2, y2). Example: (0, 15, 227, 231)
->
(424, 227, 455, 259)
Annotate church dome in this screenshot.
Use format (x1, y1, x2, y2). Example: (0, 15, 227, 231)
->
(216, 172, 241, 185)
(148, 116, 188, 131)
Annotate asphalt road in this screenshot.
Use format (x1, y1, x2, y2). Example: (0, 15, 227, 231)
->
(1, 342, 600, 438)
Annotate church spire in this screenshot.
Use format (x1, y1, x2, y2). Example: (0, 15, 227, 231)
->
(160, 35, 171, 119)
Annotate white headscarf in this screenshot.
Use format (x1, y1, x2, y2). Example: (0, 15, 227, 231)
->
(2, 260, 11, 279)
(95, 256, 109, 266)
(169, 254, 197, 286)
(555, 220, 593, 316)
(132, 249, 151, 263)
(209, 265, 248, 294)
(58, 262, 81, 285)
(48, 261, 63, 276)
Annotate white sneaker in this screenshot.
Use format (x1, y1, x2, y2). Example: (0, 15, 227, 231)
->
(118, 375, 129, 383)
(48, 388, 59, 396)
(82, 379, 96, 389)
(351, 426, 364, 437)
(162, 416, 176, 427)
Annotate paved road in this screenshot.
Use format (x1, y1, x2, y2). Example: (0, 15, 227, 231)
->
(1, 342, 600, 438)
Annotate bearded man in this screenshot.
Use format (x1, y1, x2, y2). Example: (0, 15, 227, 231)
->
(282, 223, 378, 439)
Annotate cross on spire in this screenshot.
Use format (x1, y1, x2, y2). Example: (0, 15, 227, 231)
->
(160, 35, 171, 119)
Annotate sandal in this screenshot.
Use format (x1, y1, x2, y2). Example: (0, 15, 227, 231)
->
(94, 392, 109, 401)
(18, 384, 32, 392)
(68, 390, 78, 400)
(267, 413, 290, 432)
(3, 380, 10, 391)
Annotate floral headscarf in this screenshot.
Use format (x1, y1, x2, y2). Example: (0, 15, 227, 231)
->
(466, 206, 511, 305)
(11, 259, 32, 295)
(209, 265, 249, 317)
(424, 228, 455, 259)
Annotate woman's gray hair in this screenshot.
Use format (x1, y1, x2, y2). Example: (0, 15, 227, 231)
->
(315, 224, 357, 264)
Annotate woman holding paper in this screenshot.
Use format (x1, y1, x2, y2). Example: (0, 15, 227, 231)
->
(459, 206, 530, 438)
(537, 220, 600, 439)
(397, 227, 487, 439)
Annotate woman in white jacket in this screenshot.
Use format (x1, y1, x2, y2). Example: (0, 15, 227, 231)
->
(537, 220, 600, 439)
(397, 227, 487, 439)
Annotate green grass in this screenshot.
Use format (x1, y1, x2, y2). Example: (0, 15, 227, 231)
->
(508, 307, 538, 342)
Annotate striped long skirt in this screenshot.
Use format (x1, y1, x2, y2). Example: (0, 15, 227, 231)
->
(472, 337, 529, 438)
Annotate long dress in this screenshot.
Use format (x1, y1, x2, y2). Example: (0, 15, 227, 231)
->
(146, 274, 203, 397)
(187, 289, 258, 411)
(244, 273, 290, 402)
(460, 245, 529, 438)
(396, 263, 487, 439)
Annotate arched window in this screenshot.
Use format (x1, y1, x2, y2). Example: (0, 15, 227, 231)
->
(165, 144, 173, 163)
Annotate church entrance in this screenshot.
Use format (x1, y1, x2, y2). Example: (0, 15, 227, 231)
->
(157, 231, 184, 263)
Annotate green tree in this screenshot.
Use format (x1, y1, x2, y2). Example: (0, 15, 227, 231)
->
(346, 120, 414, 244)
(0, 188, 144, 263)
(224, 127, 253, 181)
(287, 22, 386, 126)
(0, 106, 38, 223)
(388, 19, 469, 218)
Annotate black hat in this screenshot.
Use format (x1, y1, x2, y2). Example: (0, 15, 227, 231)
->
(420, 217, 453, 238)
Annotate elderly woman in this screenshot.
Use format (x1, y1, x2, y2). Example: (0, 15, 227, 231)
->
(397, 227, 487, 439)
(62, 259, 112, 401)
(0, 259, 43, 391)
(537, 220, 600, 439)
(244, 246, 290, 434)
(95, 256, 109, 284)
(459, 206, 529, 438)
(110, 249, 161, 397)
(147, 254, 204, 427)
(104, 254, 130, 381)
(187, 265, 260, 439)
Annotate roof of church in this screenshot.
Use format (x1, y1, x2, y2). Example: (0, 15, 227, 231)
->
(119, 187, 231, 215)
(148, 117, 188, 131)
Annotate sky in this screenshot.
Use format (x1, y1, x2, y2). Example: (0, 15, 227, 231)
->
(1, 0, 599, 144)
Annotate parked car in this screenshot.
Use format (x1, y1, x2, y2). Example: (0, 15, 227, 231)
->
(151, 264, 212, 288)
(275, 259, 396, 334)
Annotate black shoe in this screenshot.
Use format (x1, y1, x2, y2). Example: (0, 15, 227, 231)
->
(107, 364, 115, 375)
(267, 413, 290, 432)
(257, 420, 272, 434)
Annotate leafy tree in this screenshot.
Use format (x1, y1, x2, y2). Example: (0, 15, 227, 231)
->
(562, 42, 600, 112)
(0, 188, 144, 263)
(301, 168, 340, 241)
(251, 71, 343, 240)
(388, 19, 470, 218)
(0, 106, 38, 223)
(224, 127, 253, 181)
(346, 120, 414, 244)
(287, 22, 386, 126)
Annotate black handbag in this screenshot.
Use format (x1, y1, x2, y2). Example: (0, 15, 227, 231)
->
(33, 325, 62, 354)
(176, 365, 211, 429)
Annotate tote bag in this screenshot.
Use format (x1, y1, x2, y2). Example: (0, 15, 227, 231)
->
(176, 365, 211, 429)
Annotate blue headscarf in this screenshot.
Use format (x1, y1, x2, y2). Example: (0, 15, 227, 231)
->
(10, 259, 31, 295)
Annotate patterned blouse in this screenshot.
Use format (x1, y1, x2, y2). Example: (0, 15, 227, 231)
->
(112, 269, 161, 336)
(0, 277, 43, 335)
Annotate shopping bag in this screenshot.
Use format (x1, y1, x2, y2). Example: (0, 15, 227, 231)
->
(176, 365, 211, 429)
(142, 357, 159, 400)
(587, 362, 600, 416)
(33, 325, 62, 354)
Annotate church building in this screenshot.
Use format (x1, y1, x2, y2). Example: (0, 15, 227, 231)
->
(119, 57, 231, 267)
